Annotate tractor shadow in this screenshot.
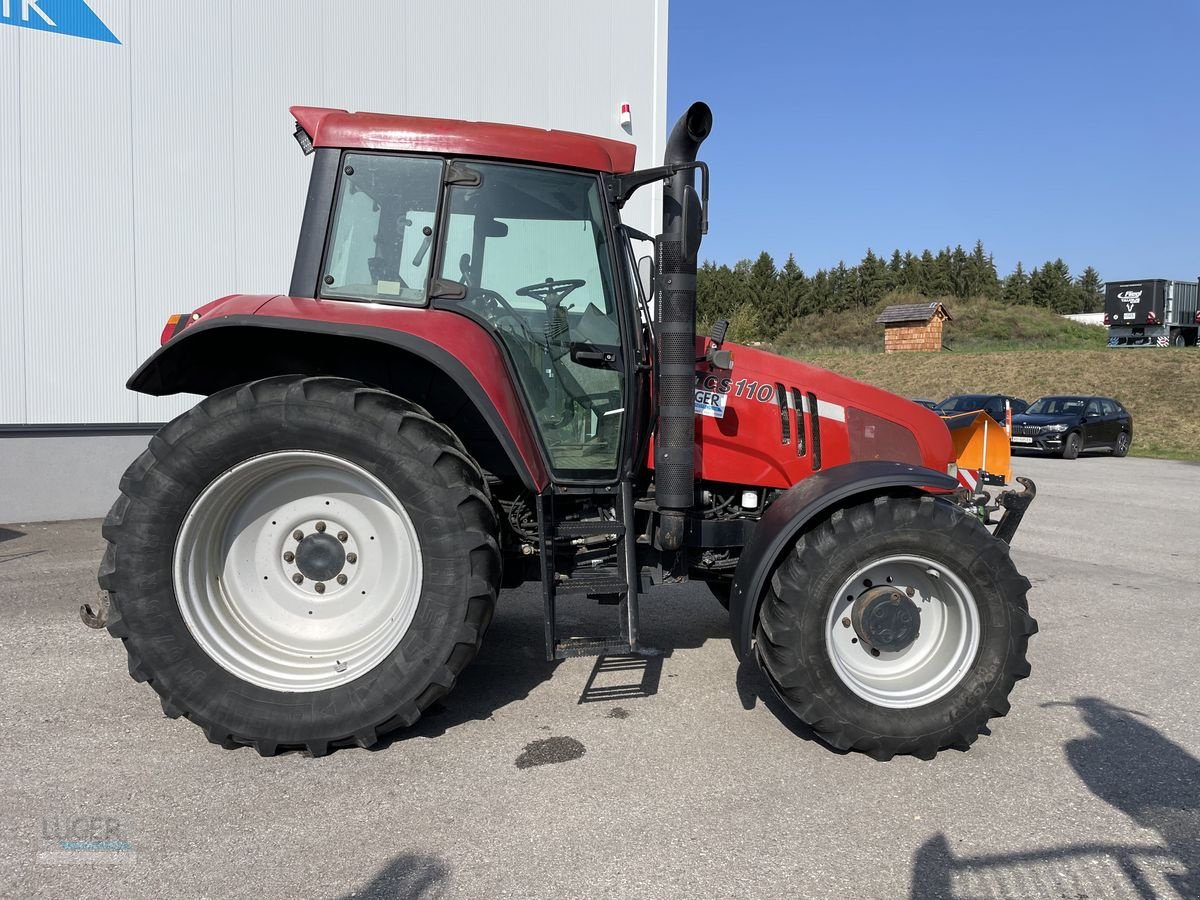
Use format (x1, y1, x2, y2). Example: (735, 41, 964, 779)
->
(910, 696, 1200, 898)
(0, 526, 26, 544)
(374, 581, 734, 748)
(334, 852, 449, 899)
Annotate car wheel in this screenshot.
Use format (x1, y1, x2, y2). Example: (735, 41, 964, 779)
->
(1113, 431, 1131, 457)
(1061, 432, 1082, 460)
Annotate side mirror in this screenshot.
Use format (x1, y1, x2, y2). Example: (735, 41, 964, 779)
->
(637, 255, 654, 302)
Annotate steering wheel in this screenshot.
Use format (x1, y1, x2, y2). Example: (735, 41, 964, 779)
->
(514, 278, 586, 305)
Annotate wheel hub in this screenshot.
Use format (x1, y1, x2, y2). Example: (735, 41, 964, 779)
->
(294, 531, 346, 582)
(851, 586, 921, 652)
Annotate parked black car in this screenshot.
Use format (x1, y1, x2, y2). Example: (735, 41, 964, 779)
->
(1010, 396, 1133, 459)
(935, 394, 1029, 421)
(910, 398, 939, 410)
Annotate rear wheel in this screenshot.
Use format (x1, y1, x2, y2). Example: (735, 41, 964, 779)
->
(1061, 431, 1082, 459)
(1113, 431, 1131, 457)
(98, 376, 499, 755)
(755, 496, 1036, 760)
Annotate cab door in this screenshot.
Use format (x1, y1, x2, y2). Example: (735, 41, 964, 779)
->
(435, 162, 629, 482)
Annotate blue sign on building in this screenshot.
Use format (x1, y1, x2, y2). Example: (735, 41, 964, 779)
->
(1, 0, 120, 44)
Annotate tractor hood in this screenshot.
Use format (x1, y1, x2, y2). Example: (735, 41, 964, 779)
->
(686, 339, 956, 489)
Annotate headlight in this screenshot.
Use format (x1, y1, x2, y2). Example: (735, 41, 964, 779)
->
(1042, 424, 1069, 433)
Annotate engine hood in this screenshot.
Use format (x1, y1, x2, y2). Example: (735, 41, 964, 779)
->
(685, 340, 956, 489)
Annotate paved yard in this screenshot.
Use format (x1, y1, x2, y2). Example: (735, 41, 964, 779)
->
(1, 454, 1198, 898)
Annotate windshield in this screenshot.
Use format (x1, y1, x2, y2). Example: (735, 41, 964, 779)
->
(936, 395, 992, 413)
(1026, 397, 1087, 415)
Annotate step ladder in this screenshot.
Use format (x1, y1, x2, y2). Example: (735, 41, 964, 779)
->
(536, 480, 640, 661)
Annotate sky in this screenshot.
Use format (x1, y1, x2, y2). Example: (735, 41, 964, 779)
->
(667, 0, 1199, 281)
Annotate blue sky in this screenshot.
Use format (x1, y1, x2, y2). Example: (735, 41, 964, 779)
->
(668, 0, 1199, 281)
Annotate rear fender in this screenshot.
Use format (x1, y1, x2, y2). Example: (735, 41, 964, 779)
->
(728, 461, 959, 659)
(129, 309, 550, 492)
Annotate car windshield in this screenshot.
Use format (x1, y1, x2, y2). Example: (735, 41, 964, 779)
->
(1026, 397, 1087, 415)
(936, 395, 992, 413)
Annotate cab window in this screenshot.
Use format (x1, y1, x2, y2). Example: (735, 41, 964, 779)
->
(321, 154, 443, 304)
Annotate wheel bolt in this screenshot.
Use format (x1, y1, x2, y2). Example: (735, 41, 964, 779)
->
(336, 574, 348, 585)
(346, 553, 357, 564)
(841, 617, 851, 628)
(292, 573, 304, 584)
(315, 582, 326, 594)
(283, 551, 295, 563)
(337, 531, 348, 543)
(293, 530, 304, 541)
(315, 521, 326, 533)
(906, 586, 915, 597)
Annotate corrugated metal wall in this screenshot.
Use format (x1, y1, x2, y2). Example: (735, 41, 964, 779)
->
(0, 0, 668, 427)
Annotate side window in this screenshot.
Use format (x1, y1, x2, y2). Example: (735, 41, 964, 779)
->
(321, 154, 443, 304)
(1085, 400, 1101, 416)
(1100, 399, 1116, 415)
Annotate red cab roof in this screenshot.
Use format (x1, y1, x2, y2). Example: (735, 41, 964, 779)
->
(290, 106, 637, 174)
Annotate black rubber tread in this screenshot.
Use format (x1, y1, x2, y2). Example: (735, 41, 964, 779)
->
(1112, 430, 1131, 458)
(1061, 431, 1082, 460)
(97, 376, 500, 756)
(755, 495, 1036, 761)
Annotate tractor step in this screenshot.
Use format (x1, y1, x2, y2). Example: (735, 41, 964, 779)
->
(551, 521, 625, 538)
(537, 482, 640, 662)
(553, 637, 634, 659)
(555, 572, 628, 595)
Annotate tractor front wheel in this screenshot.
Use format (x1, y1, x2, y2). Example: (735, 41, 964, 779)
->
(755, 495, 1036, 760)
(98, 376, 499, 755)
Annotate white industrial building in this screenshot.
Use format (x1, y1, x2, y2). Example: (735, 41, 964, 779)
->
(0, 0, 669, 522)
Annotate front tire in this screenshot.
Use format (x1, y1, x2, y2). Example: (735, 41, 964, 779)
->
(1061, 431, 1082, 459)
(98, 376, 500, 755)
(755, 496, 1036, 760)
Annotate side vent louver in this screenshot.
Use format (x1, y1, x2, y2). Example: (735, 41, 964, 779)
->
(775, 383, 790, 445)
(807, 391, 822, 470)
(791, 387, 807, 457)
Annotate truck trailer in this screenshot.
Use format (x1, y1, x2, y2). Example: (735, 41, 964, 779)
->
(1104, 278, 1199, 347)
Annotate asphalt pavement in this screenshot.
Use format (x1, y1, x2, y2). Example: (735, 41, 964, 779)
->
(2, 454, 1198, 899)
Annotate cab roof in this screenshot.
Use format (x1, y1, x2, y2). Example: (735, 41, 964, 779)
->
(290, 106, 638, 174)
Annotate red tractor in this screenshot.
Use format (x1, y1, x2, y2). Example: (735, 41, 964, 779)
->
(90, 102, 1037, 760)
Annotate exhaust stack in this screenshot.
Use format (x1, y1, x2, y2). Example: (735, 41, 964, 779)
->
(655, 102, 712, 551)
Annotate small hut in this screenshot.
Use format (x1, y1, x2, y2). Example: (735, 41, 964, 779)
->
(875, 302, 953, 353)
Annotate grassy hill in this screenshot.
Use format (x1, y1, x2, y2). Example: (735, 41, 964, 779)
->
(794, 347, 1200, 459)
(775, 295, 1106, 354)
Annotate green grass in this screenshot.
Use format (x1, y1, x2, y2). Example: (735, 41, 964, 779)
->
(788, 347, 1200, 459)
(775, 294, 1106, 355)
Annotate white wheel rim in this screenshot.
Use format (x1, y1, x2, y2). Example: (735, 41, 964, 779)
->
(173, 451, 423, 692)
(824, 555, 980, 709)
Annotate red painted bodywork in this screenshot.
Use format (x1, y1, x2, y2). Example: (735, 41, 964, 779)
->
(670, 339, 956, 490)
(172, 298, 951, 495)
(291, 106, 638, 174)
(178, 295, 551, 491)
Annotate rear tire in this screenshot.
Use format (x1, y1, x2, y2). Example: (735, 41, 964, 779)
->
(97, 376, 500, 755)
(1113, 431, 1131, 457)
(1061, 431, 1082, 459)
(755, 496, 1036, 760)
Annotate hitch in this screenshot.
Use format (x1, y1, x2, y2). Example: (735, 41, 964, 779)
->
(80, 591, 109, 629)
(992, 477, 1036, 545)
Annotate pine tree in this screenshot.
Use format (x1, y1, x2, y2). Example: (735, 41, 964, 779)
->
(1003, 262, 1032, 305)
(1075, 266, 1104, 313)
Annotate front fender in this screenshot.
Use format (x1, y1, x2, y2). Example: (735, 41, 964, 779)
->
(729, 461, 959, 659)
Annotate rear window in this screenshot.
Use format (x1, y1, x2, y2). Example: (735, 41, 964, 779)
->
(321, 154, 444, 304)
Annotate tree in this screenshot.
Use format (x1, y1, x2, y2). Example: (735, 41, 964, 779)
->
(853, 249, 890, 307)
(1075, 266, 1104, 313)
(1002, 262, 1031, 305)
